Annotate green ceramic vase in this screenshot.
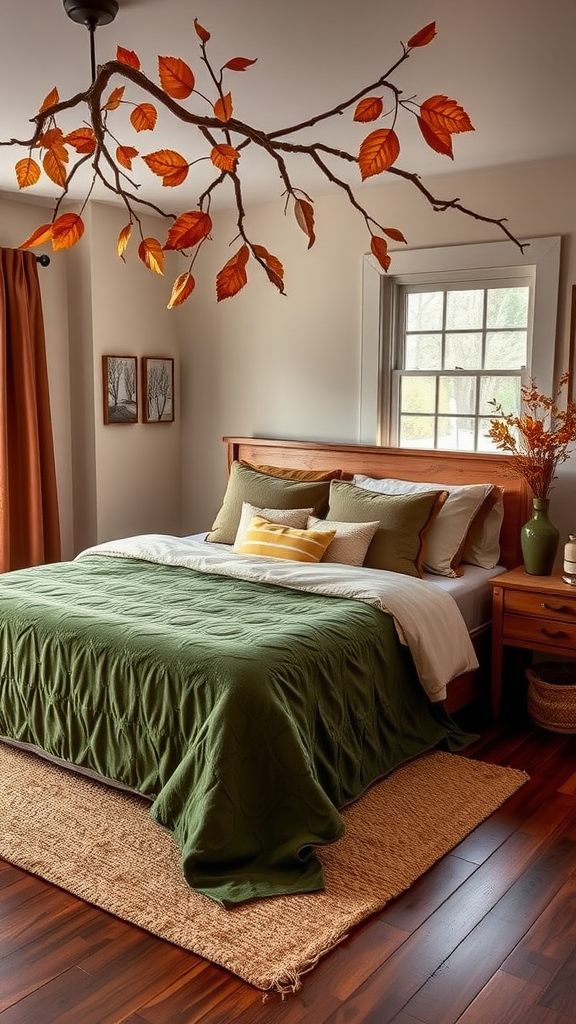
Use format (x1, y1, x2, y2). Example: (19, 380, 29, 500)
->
(521, 497, 559, 575)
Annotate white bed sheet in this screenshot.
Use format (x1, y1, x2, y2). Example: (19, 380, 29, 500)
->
(186, 533, 504, 635)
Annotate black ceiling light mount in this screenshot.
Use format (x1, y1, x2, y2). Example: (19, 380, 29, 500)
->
(63, 1, 119, 82)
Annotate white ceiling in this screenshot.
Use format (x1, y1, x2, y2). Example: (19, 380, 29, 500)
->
(1, 0, 575, 215)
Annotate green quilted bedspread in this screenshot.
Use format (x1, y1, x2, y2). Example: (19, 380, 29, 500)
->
(0, 555, 471, 905)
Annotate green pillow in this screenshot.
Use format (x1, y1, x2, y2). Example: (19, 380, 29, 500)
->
(326, 479, 447, 577)
(207, 462, 332, 545)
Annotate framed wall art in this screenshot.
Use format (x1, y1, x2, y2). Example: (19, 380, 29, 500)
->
(102, 355, 138, 424)
(142, 356, 174, 423)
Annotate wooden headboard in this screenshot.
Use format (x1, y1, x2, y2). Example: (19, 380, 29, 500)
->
(224, 436, 531, 570)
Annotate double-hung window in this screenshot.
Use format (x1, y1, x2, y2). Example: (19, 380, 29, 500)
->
(360, 237, 561, 451)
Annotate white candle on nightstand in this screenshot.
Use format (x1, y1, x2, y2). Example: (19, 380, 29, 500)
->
(563, 535, 576, 585)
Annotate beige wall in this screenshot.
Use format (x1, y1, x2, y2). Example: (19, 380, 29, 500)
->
(180, 156, 576, 549)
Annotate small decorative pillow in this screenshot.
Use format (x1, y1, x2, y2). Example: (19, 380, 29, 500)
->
(238, 516, 336, 563)
(352, 475, 496, 577)
(233, 503, 313, 551)
(206, 462, 333, 545)
(326, 480, 447, 577)
(307, 516, 380, 566)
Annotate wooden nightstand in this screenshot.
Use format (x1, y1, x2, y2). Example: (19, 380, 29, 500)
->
(490, 567, 576, 718)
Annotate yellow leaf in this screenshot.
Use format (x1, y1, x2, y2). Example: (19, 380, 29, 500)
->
(138, 237, 165, 274)
(19, 223, 54, 250)
(117, 223, 132, 259)
(167, 272, 196, 308)
(158, 56, 194, 99)
(15, 157, 41, 188)
(214, 93, 233, 122)
(130, 103, 157, 132)
(210, 144, 240, 173)
(51, 213, 85, 251)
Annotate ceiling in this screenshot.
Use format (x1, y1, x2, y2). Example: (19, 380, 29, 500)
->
(1, 0, 575, 217)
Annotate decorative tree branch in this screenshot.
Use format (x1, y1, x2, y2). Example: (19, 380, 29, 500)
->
(4, 18, 525, 306)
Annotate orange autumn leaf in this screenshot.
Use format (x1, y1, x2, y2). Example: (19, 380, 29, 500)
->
(103, 86, 125, 111)
(38, 127, 67, 156)
(164, 210, 212, 250)
(417, 116, 453, 158)
(216, 244, 249, 301)
(214, 92, 233, 122)
(158, 56, 195, 99)
(138, 237, 165, 274)
(142, 149, 189, 187)
(252, 244, 285, 293)
(294, 198, 315, 249)
(353, 97, 384, 123)
(223, 57, 257, 72)
(210, 144, 240, 173)
(194, 19, 210, 43)
(371, 235, 391, 271)
(383, 226, 407, 243)
(358, 128, 400, 179)
(117, 46, 140, 71)
(64, 128, 96, 154)
(15, 157, 41, 188)
(19, 223, 54, 250)
(419, 95, 474, 135)
(117, 223, 132, 259)
(407, 22, 437, 48)
(42, 150, 67, 187)
(116, 145, 139, 170)
(167, 271, 196, 308)
(130, 103, 157, 132)
(39, 87, 59, 114)
(51, 212, 85, 251)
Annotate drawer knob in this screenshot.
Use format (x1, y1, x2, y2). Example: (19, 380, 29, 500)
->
(541, 602, 570, 613)
(540, 627, 566, 638)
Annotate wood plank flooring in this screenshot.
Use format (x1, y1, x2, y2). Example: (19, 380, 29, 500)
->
(1, 711, 576, 1023)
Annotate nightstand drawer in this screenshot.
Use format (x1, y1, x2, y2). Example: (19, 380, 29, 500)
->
(503, 611, 576, 649)
(504, 589, 576, 622)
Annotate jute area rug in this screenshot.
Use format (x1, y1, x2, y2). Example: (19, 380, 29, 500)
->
(0, 743, 527, 994)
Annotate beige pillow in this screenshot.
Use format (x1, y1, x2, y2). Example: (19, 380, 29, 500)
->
(238, 516, 336, 563)
(460, 486, 504, 568)
(206, 462, 332, 545)
(353, 475, 496, 577)
(326, 480, 447, 577)
(234, 503, 313, 551)
(307, 516, 380, 566)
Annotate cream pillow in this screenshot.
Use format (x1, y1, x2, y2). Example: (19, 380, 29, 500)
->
(238, 516, 336, 563)
(460, 487, 504, 568)
(352, 475, 496, 577)
(233, 503, 313, 551)
(307, 516, 380, 566)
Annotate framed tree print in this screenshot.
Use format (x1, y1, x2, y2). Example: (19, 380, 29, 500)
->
(142, 357, 174, 423)
(103, 355, 138, 424)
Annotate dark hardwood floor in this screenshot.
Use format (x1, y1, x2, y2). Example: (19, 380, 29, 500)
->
(2, 708, 576, 1023)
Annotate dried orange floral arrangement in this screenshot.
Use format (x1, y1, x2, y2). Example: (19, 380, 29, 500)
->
(3, 17, 524, 306)
(487, 375, 576, 499)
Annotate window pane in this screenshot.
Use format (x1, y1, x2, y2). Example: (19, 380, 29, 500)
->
(400, 375, 436, 414)
(479, 375, 521, 417)
(478, 417, 503, 452)
(399, 415, 436, 447)
(446, 290, 483, 330)
(406, 292, 443, 331)
(485, 330, 527, 369)
(438, 376, 476, 416)
(437, 416, 475, 451)
(445, 333, 482, 369)
(486, 287, 529, 328)
(405, 333, 442, 369)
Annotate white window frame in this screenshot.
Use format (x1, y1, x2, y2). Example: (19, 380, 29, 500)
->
(359, 236, 561, 446)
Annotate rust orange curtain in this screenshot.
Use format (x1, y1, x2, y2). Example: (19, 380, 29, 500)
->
(0, 248, 61, 572)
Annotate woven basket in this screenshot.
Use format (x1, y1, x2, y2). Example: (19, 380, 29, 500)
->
(526, 662, 576, 734)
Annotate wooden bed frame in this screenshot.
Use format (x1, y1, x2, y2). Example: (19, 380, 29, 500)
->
(224, 436, 532, 715)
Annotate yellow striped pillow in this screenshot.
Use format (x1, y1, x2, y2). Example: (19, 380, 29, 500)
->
(238, 516, 336, 563)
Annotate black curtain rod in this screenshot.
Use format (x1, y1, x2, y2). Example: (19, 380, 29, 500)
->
(35, 254, 51, 267)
